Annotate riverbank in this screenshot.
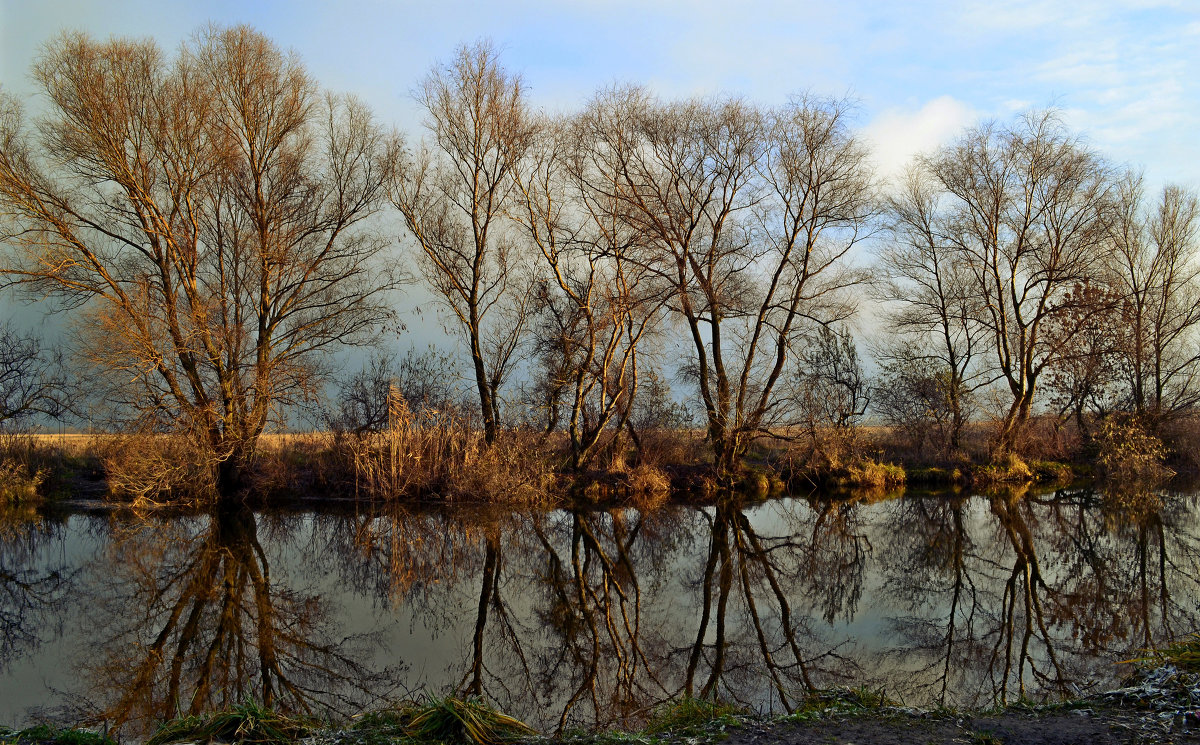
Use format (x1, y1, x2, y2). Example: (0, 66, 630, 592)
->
(4, 666, 1197, 745)
(0, 428, 1106, 508)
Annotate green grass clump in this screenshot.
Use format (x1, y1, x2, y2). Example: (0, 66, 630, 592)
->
(147, 702, 314, 745)
(1029, 460, 1074, 484)
(0, 725, 114, 745)
(1138, 632, 1200, 672)
(784, 686, 894, 721)
(346, 708, 415, 745)
(643, 697, 746, 736)
(404, 697, 535, 745)
(970, 731, 1003, 745)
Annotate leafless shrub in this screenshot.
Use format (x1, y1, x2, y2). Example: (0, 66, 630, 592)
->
(99, 433, 217, 505)
(326, 349, 464, 437)
(0, 324, 66, 432)
(795, 324, 871, 470)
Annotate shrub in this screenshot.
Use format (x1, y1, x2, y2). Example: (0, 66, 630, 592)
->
(99, 434, 217, 504)
(0, 434, 50, 503)
(0, 458, 43, 503)
(146, 702, 314, 745)
(404, 697, 534, 745)
(1092, 415, 1174, 482)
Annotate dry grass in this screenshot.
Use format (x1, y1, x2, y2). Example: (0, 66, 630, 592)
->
(828, 458, 907, 489)
(0, 433, 88, 502)
(619, 463, 672, 511)
(332, 395, 555, 504)
(99, 434, 217, 504)
(403, 696, 535, 745)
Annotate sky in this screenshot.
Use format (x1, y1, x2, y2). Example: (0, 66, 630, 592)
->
(3, 0, 1198, 186)
(2, 0, 1199, 386)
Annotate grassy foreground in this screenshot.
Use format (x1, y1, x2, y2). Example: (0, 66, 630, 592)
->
(4, 655, 1199, 745)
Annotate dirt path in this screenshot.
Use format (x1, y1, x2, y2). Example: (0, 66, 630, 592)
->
(718, 710, 1200, 745)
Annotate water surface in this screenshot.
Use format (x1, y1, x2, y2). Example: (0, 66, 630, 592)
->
(1, 486, 1197, 738)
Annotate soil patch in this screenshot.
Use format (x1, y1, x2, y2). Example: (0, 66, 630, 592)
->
(716, 709, 1200, 745)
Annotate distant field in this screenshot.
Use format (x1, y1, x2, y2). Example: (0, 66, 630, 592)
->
(25, 432, 332, 452)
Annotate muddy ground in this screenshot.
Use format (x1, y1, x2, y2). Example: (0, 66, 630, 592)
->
(715, 708, 1200, 745)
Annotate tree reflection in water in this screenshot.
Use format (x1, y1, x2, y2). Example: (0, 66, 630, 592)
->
(75, 502, 394, 735)
(880, 486, 1200, 707)
(339, 497, 876, 731)
(0, 505, 72, 671)
(528, 508, 678, 732)
(3, 487, 1199, 736)
(683, 496, 871, 710)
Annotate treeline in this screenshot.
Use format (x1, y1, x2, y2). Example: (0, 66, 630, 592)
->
(0, 27, 1197, 499)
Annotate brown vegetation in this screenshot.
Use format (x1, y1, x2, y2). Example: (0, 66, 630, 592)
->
(2, 28, 1199, 503)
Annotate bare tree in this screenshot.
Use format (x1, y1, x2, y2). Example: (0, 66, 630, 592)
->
(1039, 282, 1123, 438)
(512, 102, 668, 469)
(0, 27, 399, 493)
(391, 40, 535, 445)
(795, 324, 871, 467)
(325, 348, 462, 436)
(1107, 173, 1200, 426)
(875, 166, 991, 456)
(604, 92, 873, 476)
(0, 322, 66, 430)
(924, 112, 1113, 455)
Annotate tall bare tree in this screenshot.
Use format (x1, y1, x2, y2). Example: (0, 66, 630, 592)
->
(391, 40, 536, 444)
(924, 112, 1113, 455)
(875, 167, 992, 456)
(603, 92, 873, 476)
(1107, 173, 1200, 426)
(512, 102, 667, 469)
(0, 27, 399, 492)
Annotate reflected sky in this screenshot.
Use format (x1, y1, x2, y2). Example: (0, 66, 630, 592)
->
(1, 486, 1197, 738)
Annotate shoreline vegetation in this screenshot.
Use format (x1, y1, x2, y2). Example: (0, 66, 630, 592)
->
(3, 25, 1200, 744)
(1, 409, 1195, 509)
(0, 419, 1185, 509)
(3, 654, 1197, 745)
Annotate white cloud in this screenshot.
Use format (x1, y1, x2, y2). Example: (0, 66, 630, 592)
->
(861, 95, 976, 185)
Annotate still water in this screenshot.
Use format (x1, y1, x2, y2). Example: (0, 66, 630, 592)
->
(1, 487, 1197, 738)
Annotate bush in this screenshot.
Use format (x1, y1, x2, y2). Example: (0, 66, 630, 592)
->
(0, 434, 48, 503)
(147, 702, 314, 745)
(99, 434, 217, 504)
(1092, 415, 1174, 482)
(0, 458, 43, 503)
(404, 696, 534, 745)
